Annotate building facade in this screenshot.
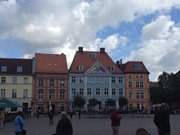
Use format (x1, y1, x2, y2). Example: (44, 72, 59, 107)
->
(69, 47, 124, 110)
(119, 61, 150, 112)
(0, 58, 33, 111)
(32, 53, 68, 113)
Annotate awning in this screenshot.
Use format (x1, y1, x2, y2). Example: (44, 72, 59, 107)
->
(0, 98, 19, 109)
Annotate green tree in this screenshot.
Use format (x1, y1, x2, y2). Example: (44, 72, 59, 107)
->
(118, 96, 128, 109)
(73, 96, 85, 109)
(88, 98, 98, 107)
(105, 98, 116, 108)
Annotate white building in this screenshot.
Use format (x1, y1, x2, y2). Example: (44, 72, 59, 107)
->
(0, 58, 33, 111)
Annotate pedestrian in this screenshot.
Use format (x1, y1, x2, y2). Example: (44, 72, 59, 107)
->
(54, 112, 73, 135)
(78, 110, 81, 119)
(136, 128, 150, 135)
(48, 110, 54, 126)
(36, 107, 40, 119)
(110, 110, 121, 135)
(154, 103, 171, 135)
(0, 110, 5, 128)
(15, 111, 26, 135)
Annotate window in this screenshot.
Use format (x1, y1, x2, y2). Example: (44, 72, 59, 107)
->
(140, 82, 144, 88)
(49, 89, 55, 99)
(119, 88, 123, 96)
(38, 79, 43, 87)
(1, 66, 7, 72)
(136, 75, 139, 78)
(1, 77, 6, 84)
(136, 82, 140, 88)
(78, 65, 84, 72)
(23, 89, 28, 98)
(79, 77, 83, 83)
(129, 104, 133, 110)
(87, 88, 91, 96)
(133, 63, 142, 70)
(24, 77, 28, 84)
(96, 88, 100, 96)
(112, 77, 115, 83)
(38, 89, 44, 100)
(128, 81, 132, 88)
(140, 92, 144, 99)
(17, 66, 23, 72)
(60, 90, 65, 100)
(12, 77, 17, 84)
(79, 88, 84, 96)
(104, 88, 108, 96)
(109, 66, 114, 72)
(129, 75, 132, 79)
(136, 92, 139, 99)
(140, 75, 143, 79)
(137, 103, 140, 110)
(72, 76, 76, 83)
(112, 88, 116, 96)
(129, 92, 132, 99)
(60, 80, 65, 88)
(72, 88, 76, 96)
(12, 89, 17, 98)
(119, 77, 123, 84)
(89, 53, 96, 59)
(49, 79, 55, 87)
(0, 89, 5, 97)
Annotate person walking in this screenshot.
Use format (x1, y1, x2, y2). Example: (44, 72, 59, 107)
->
(48, 110, 54, 126)
(54, 112, 73, 135)
(15, 111, 26, 135)
(110, 110, 121, 135)
(154, 103, 171, 135)
(0, 110, 5, 128)
(78, 110, 81, 119)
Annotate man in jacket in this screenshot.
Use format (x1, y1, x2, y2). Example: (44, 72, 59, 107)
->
(15, 111, 26, 135)
(111, 110, 121, 135)
(55, 112, 73, 135)
(154, 103, 171, 135)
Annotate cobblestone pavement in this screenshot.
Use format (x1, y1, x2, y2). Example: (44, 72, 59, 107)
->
(0, 114, 180, 135)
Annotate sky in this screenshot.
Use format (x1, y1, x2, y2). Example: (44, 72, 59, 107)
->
(0, 0, 180, 81)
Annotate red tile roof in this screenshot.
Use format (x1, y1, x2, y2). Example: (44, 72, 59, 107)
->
(124, 61, 149, 74)
(35, 53, 68, 74)
(69, 50, 122, 74)
(0, 58, 32, 75)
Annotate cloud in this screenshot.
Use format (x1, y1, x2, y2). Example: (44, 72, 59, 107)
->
(1, 0, 180, 73)
(127, 15, 180, 80)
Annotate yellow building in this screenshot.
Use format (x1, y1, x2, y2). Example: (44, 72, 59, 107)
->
(0, 58, 33, 111)
(118, 61, 150, 112)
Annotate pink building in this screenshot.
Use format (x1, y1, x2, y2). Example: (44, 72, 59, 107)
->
(32, 53, 68, 113)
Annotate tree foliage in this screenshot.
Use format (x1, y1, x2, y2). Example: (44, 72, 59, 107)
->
(73, 96, 85, 108)
(150, 71, 180, 109)
(118, 96, 128, 108)
(88, 98, 98, 107)
(105, 98, 116, 107)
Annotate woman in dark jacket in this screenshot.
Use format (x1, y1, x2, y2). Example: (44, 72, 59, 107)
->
(154, 104, 171, 135)
(55, 112, 73, 135)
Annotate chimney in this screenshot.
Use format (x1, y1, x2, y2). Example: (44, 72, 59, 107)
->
(119, 59, 123, 64)
(78, 46, 83, 52)
(116, 61, 119, 65)
(100, 48, 105, 53)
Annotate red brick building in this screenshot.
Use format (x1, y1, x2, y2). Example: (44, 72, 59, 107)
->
(32, 53, 68, 113)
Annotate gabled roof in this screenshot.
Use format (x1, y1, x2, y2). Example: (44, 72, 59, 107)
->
(35, 53, 68, 74)
(69, 49, 122, 74)
(0, 58, 32, 75)
(123, 61, 149, 74)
